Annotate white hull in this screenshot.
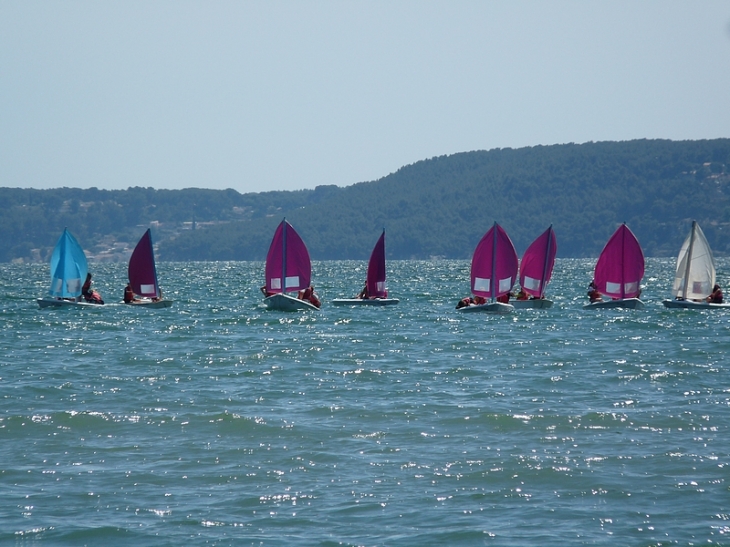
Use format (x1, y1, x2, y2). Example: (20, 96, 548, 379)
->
(264, 293, 319, 311)
(584, 298, 644, 310)
(457, 302, 514, 314)
(662, 299, 730, 310)
(37, 297, 103, 309)
(122, 298, 173, 309)
(331, 298, 399, 306)
(511, 298, 553, 309)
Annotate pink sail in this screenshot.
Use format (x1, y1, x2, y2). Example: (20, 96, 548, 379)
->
(265, 220, 312, 294)
(128, 228, 160, 298)
(471, 222, 518, 299)
(366, 230, 388, 298)
(519, 226, 557, 298)
(594, 223, 645, 299)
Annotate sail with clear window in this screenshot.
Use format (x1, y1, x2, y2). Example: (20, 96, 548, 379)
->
(519, 226, 557, 298)
(672, 221, 715, 301)
(593, 223, 644, 299)
(471, 222, 518, 300)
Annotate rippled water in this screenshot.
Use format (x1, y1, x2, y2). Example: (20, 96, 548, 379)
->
(1, 259, 729, 546)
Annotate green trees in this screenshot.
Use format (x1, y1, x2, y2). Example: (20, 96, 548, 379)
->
(1, 139, 729, 262)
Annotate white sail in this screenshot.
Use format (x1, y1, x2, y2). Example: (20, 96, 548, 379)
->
(672, 221, 715, 301)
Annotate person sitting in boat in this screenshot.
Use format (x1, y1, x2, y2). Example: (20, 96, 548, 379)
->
(513, 288, 529, 301)
(298, 285, 321, 308)
(82, 273, 104, 305)
(124, 283, 141, 304)
(260, 285, 274, 297)
(356, 283, 369, 299)
(587, 281, 602, 303)
(707, 284, 723, 304)
(456, 296, 473, 309)
(497, 292, 510, 304)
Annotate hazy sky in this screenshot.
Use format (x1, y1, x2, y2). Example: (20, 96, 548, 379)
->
(2, 1, 729, 194)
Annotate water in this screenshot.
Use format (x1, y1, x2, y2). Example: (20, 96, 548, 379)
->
(1, 259, 729, 546)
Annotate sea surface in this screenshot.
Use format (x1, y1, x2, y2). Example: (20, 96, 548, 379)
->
(1, 258, 729, 547)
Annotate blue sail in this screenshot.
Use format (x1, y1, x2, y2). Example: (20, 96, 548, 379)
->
(48, 229, 88, 298)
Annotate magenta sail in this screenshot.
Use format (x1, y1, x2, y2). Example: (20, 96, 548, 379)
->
(128, 229, 160, 298)
(519, 226, 557, 298)
(366, 230, 388, 298)
(265, 220, 312, 294)
(594, 223, 645, 299)
(471, 222, 518, 299)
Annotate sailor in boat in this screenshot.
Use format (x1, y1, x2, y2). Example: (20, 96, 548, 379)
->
(587, 281, 602, 303)
(356, 283, 369, 299)
(124, 283, 142, 304)
(82, 273, 105, 305)
(706, 284, 723, 304)
(298, 286, 321, 308)
(455, 295, 486, 309)
(260, 285, 274, 297)
(513, 288, 529, 301)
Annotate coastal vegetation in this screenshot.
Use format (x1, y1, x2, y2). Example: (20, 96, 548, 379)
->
(1, 139, 729, 262)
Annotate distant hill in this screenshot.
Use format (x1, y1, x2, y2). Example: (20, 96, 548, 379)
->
(1, 139, 729, 263)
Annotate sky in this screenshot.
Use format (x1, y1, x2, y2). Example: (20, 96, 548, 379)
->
(2, 1, 730, 194)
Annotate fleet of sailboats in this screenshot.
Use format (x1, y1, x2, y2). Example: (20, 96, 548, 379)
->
(32, 221, 730, 312)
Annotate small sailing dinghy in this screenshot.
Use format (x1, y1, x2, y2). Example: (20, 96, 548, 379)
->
(511, 225, 557, 309)
(263, 219, 320, 311)
(125, 228, 173, 308)
(37, 229, 96, 308)
(584, 223, 645, 310)
(662, 221, 730, 309)
(457, 222, 518, 314)
(332, 230, 399, 306)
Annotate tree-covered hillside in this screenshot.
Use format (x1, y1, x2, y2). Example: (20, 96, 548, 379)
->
(1, 139, 729, 262)
(159, 139, 730, 260)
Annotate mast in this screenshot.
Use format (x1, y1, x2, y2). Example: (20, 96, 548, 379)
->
(491, 221, 498, 303)
(146, 229, 160, 298)
(620, 223, 626, 300)
(539, 225, 553, 298)
(281, 220, 287, 293)
(681, 221, 697, 300)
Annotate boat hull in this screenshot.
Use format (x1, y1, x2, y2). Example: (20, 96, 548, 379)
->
(37, 297, 103, 309)
(264, 293, 319, 311)
(662, 299, 730, 310)
(584, 298, 644, 310)
(457, 302, 514, 314)
(122, 298, 173, 309)
(511, 298, 553, 309)
(331, 298, 399, 306)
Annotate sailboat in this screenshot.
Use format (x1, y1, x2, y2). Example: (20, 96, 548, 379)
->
(263, 219, 320, 311)
(125, 228, 173, 308)
(662, 221, 730, 309)
(332, 229, 399, 306)
(458, 222, 518, 314)
(511, 225, 557, 309)
(584, 223, 645, 309)
(37, 229, 93, 308)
